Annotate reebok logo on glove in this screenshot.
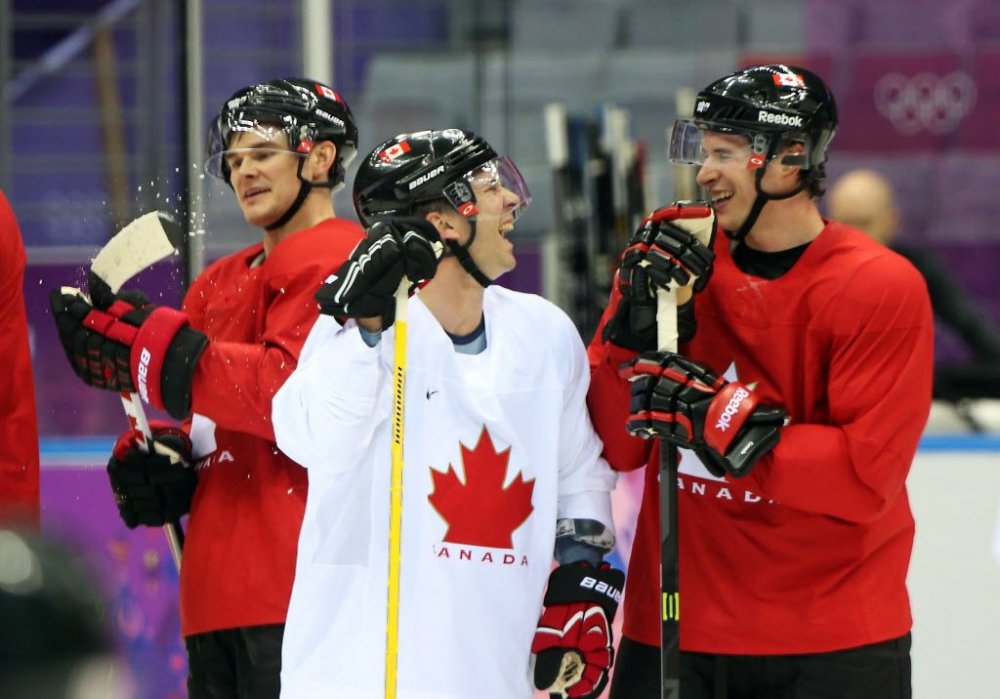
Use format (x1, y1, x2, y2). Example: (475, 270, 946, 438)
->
(715, 386, 751, 432)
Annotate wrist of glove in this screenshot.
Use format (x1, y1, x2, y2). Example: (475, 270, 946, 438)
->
(531, 561, 624, 699)
(600, 278, 697, 352)
(50, 287, 208, 419)
(107, 421, 197, 529)
(601, 202, 715, 351)
(315, 217, 442, 329)
(621, 351, 786, 478)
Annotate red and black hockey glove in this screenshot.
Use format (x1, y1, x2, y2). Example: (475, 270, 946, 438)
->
(531, 561, 624, 699)
(315, 217, 442, 329)
(621, 351, 786, 478)
(107, 421, 196, 529)
(50, 287, 207, 419)
(601, 202, 716, 351)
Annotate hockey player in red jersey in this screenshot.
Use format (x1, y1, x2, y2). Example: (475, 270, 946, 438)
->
(49, 78, 365, 698)
(0, 191, 40, 526)
(589, 65, 933, 698)
(272, 129, 622, 699)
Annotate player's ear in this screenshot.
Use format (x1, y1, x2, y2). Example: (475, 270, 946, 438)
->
(425, 209, 462, 242)
(308, 141, 337, 182)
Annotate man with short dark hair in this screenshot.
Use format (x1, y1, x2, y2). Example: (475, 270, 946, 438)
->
(273, 129, 622, 699)
(590, 64, 932, 699)
(50, 78, 365, 698)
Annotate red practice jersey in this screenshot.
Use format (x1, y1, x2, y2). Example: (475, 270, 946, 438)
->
(178, 217, 363, 636)
(589, 221, 933, 654)
(0, 192, 40, 525)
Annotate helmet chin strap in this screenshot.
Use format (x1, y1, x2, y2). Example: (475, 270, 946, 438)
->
(265, 157, 334, 232)
(726, 151, 811, 242)
(445, 219, 493, 288)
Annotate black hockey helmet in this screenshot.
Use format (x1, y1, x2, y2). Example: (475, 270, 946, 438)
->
(205, 77, 358, 190)
(352, 128, 530, 226)
(671, 64, 837, 175)
(670, 64, 838, 240)
(353, 129, 532, 287)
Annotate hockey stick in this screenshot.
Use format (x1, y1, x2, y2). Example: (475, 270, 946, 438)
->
(87, 211, 186, 571)
(384, 282, 409, 699)
(654, 205, 715, 699)
(656, 284, 682, 699)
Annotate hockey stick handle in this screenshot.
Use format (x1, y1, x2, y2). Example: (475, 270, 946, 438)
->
(385, 280, 409, 699)
(657, 288, 679, 354)
(657, 287, 681, 699)
(119, 390, 184, 571)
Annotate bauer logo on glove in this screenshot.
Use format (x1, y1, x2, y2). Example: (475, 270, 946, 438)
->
(50, 286, 208, 419)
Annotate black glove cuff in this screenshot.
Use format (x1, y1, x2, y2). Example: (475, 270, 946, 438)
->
(543, 562, 624, 621)
(677, 299, 697, 345)
(161, 326, 208, 419)
(601, 298, 656, 352)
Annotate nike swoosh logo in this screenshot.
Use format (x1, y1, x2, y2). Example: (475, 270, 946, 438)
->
(426, 390, 439, 400)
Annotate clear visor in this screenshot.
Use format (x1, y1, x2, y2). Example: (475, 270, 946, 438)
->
(669, 120, 810, 170)
(446, 156, 532, 222)
(204, 118, 296, 179)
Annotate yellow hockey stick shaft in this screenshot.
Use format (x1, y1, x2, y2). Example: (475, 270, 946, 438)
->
(385, 281, 409, 699)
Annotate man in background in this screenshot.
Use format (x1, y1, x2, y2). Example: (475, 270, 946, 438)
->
(829, 168, 1000, 401)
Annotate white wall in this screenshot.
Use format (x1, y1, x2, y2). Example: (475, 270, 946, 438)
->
(907, 449, 1000, 699)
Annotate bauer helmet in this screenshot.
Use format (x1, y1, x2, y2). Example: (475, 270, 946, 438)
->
(352, 128, 531, 226)
(353, 129, 532, 287)
(205, 77, 358, 190)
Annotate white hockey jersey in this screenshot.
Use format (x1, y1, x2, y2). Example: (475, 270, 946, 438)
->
(272, 286, 617, 699)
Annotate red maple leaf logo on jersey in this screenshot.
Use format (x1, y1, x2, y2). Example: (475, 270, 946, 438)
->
(427, 427, 535, 549)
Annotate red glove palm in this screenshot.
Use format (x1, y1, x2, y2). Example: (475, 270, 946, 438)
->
(531, 562, 624, 699)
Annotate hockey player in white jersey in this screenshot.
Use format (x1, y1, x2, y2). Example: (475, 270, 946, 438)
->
(272, 129, 623, 699)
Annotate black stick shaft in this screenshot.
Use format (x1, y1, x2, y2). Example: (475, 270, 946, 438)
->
(660, 442, 680, 698)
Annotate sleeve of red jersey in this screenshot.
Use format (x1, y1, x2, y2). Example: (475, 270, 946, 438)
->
(587, 301, 653, 473)
(189, 222, 365, 441)
(554, 310, 617, 527)
(0, 192, 40, 524)
(744, 256, 934, 523)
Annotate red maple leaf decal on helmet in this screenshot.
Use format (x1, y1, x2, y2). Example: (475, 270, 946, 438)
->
(428, 427, 535, 549)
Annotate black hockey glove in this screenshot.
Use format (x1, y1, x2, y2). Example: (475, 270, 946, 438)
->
(531, 561, 624, 699)
(315, 217, 442, 329)
(50, 287, 208, 419)
(622, 351, 786, 478)
(601, 202, 716, 351)
(107, 420, 197, 528)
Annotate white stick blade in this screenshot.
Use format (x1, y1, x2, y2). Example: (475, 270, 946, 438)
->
(91, 211, 180, 294)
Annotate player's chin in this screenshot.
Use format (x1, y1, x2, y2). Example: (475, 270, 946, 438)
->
(241, 206, 276, 229)
(716, 208, 744, 233)
(501, 253, 517, 274)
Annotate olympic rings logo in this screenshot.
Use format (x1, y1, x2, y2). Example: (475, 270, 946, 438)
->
(874, 71, 977, 135)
